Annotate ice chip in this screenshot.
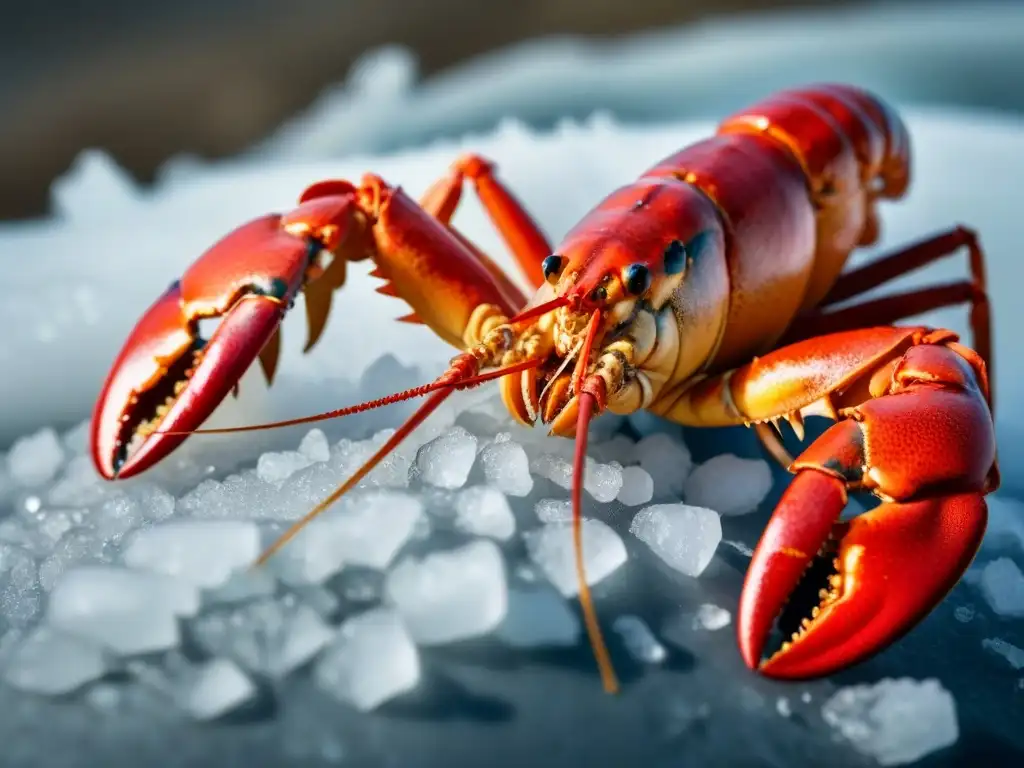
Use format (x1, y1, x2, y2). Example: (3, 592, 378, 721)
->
(584, 460, 623, 503)
(121, 520, 261, 588)
(822, 678, 959, 766)
(612, 615, 666, 663)
(524, 519, 627, 597)
(975, 557, 1024, 617)
(257, 451, 315, 485)
(413, 426, 478, 488)
(634, 432, 692, 495)
(495, 586, 580, 648)
(270, 490, 423, 584)
(385, 540, 508, 644)
(693, 603, 732, 631)
(534, 498, 571, 523)
(314, 608, 420, 712)
(617, 465, 654, 506)
(298, 429, 332, 463)
(46, 566, 199, 655)
(683, 454, 773, 516)
(191, 599, 334, 679)
(3, 626, 108, 695)
(453, 486, 516, 540)
(176, 658, 258, 721)
(981, 637, 1024, 670)
(7, 428, 65, 487)
(630, 504, 722, 577)
(480, 438, 533, 496)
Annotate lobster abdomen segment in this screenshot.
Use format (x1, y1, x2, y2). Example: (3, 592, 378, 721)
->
(642, 132, 818, 370)
(720, 84, 913, 310)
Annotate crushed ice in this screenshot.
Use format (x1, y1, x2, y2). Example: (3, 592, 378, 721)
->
(822, 678, 959, 766)
(0, 379, 966, 763)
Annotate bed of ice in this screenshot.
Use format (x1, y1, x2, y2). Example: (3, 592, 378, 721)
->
(2, 10, 1024, 768)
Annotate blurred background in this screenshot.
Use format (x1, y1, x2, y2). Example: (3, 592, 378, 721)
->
(2, 0, 1023, 221)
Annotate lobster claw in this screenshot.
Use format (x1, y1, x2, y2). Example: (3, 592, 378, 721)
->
(737, 467, 988, 679)
(90, 214, 314, 480)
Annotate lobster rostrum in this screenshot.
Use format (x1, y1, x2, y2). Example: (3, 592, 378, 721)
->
(90, 84, 999, 693)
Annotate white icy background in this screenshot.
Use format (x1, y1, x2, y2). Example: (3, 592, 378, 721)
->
(1, 16, 1023, 768)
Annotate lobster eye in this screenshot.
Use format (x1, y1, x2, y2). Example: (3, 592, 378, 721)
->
(622, 263, 651, 296)
(542, 254, 565, 284)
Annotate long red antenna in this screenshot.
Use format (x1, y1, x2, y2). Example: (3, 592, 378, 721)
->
(508, 295, 570, 325)
(573, 379, 618, 694)
(252, 355, 543, 566)
(567, 309, 619, 694)
(154, 358, 540, 437)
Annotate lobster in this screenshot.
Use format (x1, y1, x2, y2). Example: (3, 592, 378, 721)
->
(89, 84, 998, 694)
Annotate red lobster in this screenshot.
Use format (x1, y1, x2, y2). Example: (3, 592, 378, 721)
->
(90, 84, 998, 693)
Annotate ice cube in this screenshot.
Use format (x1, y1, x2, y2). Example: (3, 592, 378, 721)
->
(479, 438, 534, 497)
(524, 519, 627, 597)
(683, 454, 773, 516)
(385, 539, 508, 644)
(314, 608, 420, 711)
(413, 426, 478, 488)
(630, 504, 722, 577)
(981, 637, 1024, 670)
(975, 557, 1024, 617)
(257, 451, 315, 485)
(617, 466, 654, 506)
(46, 566, 200, 655)
(191, 599, 335, 679)
(203, 568, 277, 606)
(585, 460, 623, 503)
(776, 697, 792, 718)
(3, 626, 108, 695)
(270, 490, 423, 584)
(298, 429, 331, 463)
(953, 605, 975, 623)
(822, 678, 959, 766)
(495, 586, 580, 648)
(7, 428, 65, 487)
(591, 434, 637, 466)
(693, 603, 732, 631)
(176, 658, 258, 721)
(534, 498, 571, 523)
(612, 615, 666, 663)
(453, 486, 516, 541)
(634, 432, 692, 496)
(121, 520, 261, 588)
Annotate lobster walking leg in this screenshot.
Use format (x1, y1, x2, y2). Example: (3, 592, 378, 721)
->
(419, 154, 553, 289)
(757, 226, 993, 466)
(656, 326, 997, 678)
(791, 226, 992, 370)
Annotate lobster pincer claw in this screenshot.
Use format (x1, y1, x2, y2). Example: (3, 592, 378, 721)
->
(90, 214, 314, 480)
(737, 412, 991, 679)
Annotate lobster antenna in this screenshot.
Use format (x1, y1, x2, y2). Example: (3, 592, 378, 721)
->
(155, 358, 540, 436)
(507, 294, 571, 325)
(252, 356, 543, 566)
(569, 309, 620, 694)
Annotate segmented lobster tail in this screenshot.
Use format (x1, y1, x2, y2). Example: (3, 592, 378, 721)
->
(720, 83, 910, 203)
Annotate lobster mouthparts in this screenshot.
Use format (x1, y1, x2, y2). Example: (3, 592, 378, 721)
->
(738, 468, 987, 679)
(90, 283, 285, 480)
